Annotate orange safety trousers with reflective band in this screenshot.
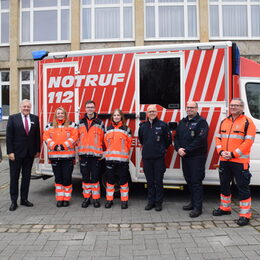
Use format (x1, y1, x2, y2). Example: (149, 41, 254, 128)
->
(43, 122, 78, 159)
(78, 116, 104, 157)
(120, 183, 129, 201)
(106, 183, 115, 201)
(82, 182, 100, 199)
(220, 194, 231, 211)
(104, 122, 132, 162)
(55, 183, 72, 201)
(216, 114, 256, 166)
(240, 197, 252, 218)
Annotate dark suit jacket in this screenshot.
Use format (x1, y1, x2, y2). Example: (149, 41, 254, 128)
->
(6, 113, 41, 158)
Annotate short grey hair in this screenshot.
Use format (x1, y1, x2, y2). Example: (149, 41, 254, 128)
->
(231, 98, 244, 107)
(20, 99, 31, 106)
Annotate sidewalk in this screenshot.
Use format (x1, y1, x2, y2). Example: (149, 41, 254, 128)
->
(0, 159, 260, 259)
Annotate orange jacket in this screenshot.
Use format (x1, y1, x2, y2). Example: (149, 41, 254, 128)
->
(216, 114, 256, 165)
(78, 113, 104, 157)
(104, 121, 132, 162)
(43, 121, 78, 159)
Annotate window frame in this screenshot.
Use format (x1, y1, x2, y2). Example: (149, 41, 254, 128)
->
(209, 0, 260, 40)
(0, 70, 10, 119)
(20, 0, 71, 45)
(20, 70, 35, 113)
(0, 0, 10, 46)
(144, 0, 199, 41)
(81, 0, 135, 42)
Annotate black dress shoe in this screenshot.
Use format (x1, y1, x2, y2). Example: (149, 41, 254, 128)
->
(93, 199, 101, 208)
(183, 203, 193, 211)
(21, 200, 33, 207)
(56, 201, 63, 207)
(105, 200, 113, 208)
(81, 198, 91, 208)
(236, 217, 250, 226)
(121, 201, 128, 209)
(189, 209, 202, 218)
(212, 208, 231, 216)
(63, 201, 69, 207)
(9, 203, 18, 211)
(155, 203, 162, 212)
(145, 203, 155, 211)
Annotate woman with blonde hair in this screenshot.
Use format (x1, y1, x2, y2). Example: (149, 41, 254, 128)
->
(43, 107, 78, 207)
(104, 109, 132, 209)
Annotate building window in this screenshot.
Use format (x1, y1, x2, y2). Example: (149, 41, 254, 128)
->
(0, 71, 10, 118)
(209, 0, 260, 39)
(20, 70, 34, 112)
(0, 0, 9, 45)
(145, 0, 198, 40)
(20, 0, 70, 44)
(81, 0, 134, 41)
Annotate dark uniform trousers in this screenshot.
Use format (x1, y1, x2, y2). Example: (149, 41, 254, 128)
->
(143, 157, 166, 204)
(219, 161, 251, 200)
(80, 156, 101, 183)
(106, 161, 129, 185)
(51, 159, 74, 186)
(9, 151, 34, 203)
(182, 155, 206, 211)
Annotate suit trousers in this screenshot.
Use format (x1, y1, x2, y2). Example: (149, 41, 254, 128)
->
(182, 155, 206, 211)
(9, 152, 34, 203)
(143, 157, 166, 204)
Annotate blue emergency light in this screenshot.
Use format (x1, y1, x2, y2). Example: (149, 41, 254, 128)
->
(32, 50, 49, 61)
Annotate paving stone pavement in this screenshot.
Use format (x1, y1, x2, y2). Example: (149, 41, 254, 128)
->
(0, 159, 260, 259)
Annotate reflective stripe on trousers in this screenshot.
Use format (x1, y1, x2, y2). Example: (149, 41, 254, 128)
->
(63, 184, 72, 201)
(82, 182, 92, 199)
(55, 183, 64, 201)
(120, 183, 129, 202)
(220, 193, 231, 211)
(106, 183, 115, 201)
(92, 182, 100, 199)
(239, 197, 252, 218)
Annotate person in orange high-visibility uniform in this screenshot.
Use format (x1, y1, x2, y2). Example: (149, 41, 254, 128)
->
(43, 107, 78, 207)
(104, 109, 132, 209)
(213, 98, 256, 226)
(78, 100, 104, 208)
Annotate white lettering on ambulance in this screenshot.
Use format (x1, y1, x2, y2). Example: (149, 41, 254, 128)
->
(47, 73, 125, 88)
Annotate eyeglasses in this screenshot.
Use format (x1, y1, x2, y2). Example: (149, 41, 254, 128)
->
(186, 107, 197, 109)
(86, 106, 95, 109)
(147, 111, 157, 113)
(230, 104, 242, 108)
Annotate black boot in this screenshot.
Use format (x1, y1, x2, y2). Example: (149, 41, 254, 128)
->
(121, 201, 128, 209)
(105, 200, 113, 208)
(81, 198, 91, 208)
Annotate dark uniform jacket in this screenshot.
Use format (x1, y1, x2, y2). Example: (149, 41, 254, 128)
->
(174, 113, 209, 157)
(138, 117, 172, 160)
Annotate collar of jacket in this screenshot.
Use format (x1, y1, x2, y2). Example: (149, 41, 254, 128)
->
(228, 112, 245, 121)
(185, 113, 200, 122)
(84, 112, 97, 120)
(147, 116, 159, 126)
(112, 121, 123, 129)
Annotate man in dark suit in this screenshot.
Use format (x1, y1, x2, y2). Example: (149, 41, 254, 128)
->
(6, 99, 40, 211)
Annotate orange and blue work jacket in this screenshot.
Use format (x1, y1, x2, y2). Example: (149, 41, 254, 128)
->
(104, 121, 132, 162)
(78, 113, 104, 157)
(216, 114, 256, 167)
(43, 121, 78, 159)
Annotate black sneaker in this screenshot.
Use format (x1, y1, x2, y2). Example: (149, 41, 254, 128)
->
(236, 217, 250, 226)
(81, 198, 91, 208)
(63, 201, 69, 207)
(93, 199, 101, 208)
(145, 203, 155, 211)
(121, 201, 128, 209)
(56, 201, 63, 207)
(212, 208, 231, 216)
(105, 200, 113, 208)
(182, 203, 193, 211)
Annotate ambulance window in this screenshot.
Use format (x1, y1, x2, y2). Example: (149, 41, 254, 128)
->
(245, 82, 260, 120)
(139, 57, 180, 109)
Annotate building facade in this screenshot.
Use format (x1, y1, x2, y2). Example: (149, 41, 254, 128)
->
(0, 0, 260, 153)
